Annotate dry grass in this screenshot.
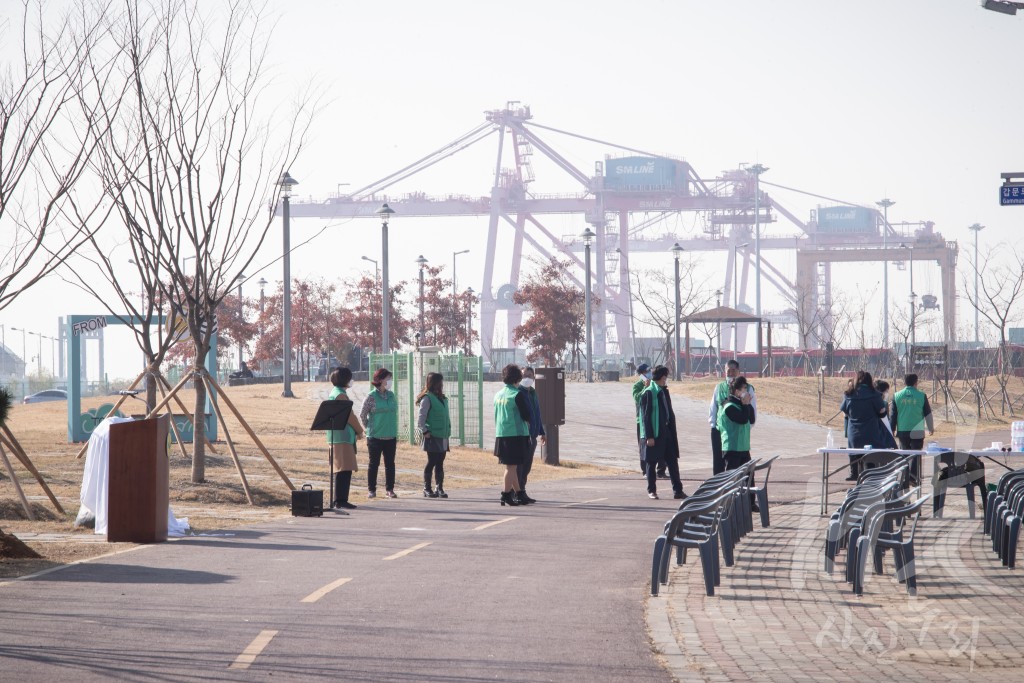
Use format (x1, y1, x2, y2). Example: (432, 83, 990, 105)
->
(0, 382, 618, 578)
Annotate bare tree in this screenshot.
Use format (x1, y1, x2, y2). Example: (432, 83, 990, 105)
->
(631, 264, 715, 376)
(73, 0, 315, 482)
(0, 1, 105, 311)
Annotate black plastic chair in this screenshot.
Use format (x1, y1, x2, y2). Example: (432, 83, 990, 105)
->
(746, 455, 780, 528)
(852, 495, 929, 596)
(651, 491, 735, 596)
(933, 451, 986, 519)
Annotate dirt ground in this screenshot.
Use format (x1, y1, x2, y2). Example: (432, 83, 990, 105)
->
(0, 382, 617, 579)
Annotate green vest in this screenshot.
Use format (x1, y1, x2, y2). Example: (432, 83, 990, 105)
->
(326, 387, 356, 445)
(639, 382, 662, 440)
(367, 389, 399, 438)
(894, 386, 927, 433)
(494, 384, 528, 437)
(632, 378, 646, 424)
(715, 380, 730, 405)
(717, 401, 750, 452)
(424, 393, 451, 439)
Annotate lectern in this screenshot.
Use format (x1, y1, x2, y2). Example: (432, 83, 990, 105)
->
(108, 414, 170, 543)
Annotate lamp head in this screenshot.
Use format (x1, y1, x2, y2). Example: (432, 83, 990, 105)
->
(415, 255, 428, 268)
(376, 202, 396, 224)
(580, 228, 596, 245)
(671, 242, 684, 260)
(278, 171, 298, 198)
(258, 277, 268, 288)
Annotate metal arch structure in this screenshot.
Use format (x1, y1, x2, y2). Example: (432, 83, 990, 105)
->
(283, 103, 960, 363)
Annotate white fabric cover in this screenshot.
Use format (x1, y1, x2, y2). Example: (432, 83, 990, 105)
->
(78, 416, 190, 537)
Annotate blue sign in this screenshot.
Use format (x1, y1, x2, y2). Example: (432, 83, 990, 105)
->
(1001, 184, 1024, 206)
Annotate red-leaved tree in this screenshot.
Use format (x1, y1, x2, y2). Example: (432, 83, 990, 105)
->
(512, 258, 593, 366)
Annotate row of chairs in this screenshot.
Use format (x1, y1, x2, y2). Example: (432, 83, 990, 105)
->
(650, 455, 779, 597)
(983, 467, 1024, 568)
(823, 456, 928, 595)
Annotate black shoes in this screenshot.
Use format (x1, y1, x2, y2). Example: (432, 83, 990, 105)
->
(673, 491, 687, 500)
(436, 486, 448, 498)
(515, 491, 534, 505)
(500, 491, 521, 506)
(423, 487, 439, 498)
(336, 501, 357, 509)
(657, 471, 669, 479)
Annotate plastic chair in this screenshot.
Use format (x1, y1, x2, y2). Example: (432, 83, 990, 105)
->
(824, 472, 905, 574)
(745, 455, 780, 528)
(933, 451, 986, 519)
(857, 451, 915, 488)
(985, 469, 1024, 537)
(852, 495, 929, 596)
(651, 491, 734, 596)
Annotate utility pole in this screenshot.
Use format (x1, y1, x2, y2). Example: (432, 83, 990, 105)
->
(877, 198, 895, 349)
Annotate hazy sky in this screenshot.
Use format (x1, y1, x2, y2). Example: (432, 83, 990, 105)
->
(2, 0, 1023, 381)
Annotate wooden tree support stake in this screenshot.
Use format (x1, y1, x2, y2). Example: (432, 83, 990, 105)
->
(0, 442, 34, 521)
(200, 375, 255, 505)
(0, 425, 65, 515)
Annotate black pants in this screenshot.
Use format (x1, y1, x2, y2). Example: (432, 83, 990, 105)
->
(517, 436, 538, 489)
(638, 425, 666, 476)
(646, 457, 682, 495)
(897, 434, 924, 482)
(367, 438, 397, 493)
(724, 450, 751, 471)
(711, 427, 725, 474)
(424, 452, 446, 488)
(333, 470, 352, 507)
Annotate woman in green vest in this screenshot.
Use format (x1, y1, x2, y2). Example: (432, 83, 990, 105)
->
(359, 367, 400, 498)
(717, 375, 756, 471)
(416, 372, 451, 499)
(327, 367, 365, 509)
(493, 364, 532, 506)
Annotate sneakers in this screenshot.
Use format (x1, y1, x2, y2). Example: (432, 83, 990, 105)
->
(385, 490, 398, 498)
(648, 492, 659, 499)
(367, 490, 377, 499)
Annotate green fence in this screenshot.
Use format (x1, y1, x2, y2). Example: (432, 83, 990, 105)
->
(370, 351, 483, 448)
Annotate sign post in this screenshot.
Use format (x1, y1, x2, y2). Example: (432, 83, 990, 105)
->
(1000, 172, 1024, 206)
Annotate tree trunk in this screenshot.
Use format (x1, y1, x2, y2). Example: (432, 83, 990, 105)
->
(145, 365, 158, 415)
(191, 351, 208, 483)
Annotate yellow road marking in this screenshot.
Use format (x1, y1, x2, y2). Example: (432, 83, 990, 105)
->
(473, 517, 517, 531)
(383, 541, 432, 561)
(561, 497, 609, 508)
(300, 577, 352, 603)
(229, 629, 278, 670)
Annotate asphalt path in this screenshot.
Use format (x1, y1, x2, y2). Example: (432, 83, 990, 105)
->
(0, 476, 675, 682)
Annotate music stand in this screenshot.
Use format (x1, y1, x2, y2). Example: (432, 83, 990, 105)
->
(310, 400, 353, 511)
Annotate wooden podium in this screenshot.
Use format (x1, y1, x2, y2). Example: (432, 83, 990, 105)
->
(108, 414, 170, 543)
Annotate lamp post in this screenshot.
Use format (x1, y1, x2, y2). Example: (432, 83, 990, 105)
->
(465, 287, 475, 354)
(26, 331, 43, 376)
(748, 164, 769, 318)
(235, 273, 245, 371)
(258, 276, 267, 317)
(900, 243, 916, 370)
(361, 255, 380, 353)
(278, 171, 298, 397)
(10, 326, 26, 378)
(616, 247, 638, 367)
(377, 203, 395, 353)
(416, 255, 428, 343)
(452, 249, 469, 352)
(968, 223, 985, 343)
(581, 228, 595, 382)
(733, 242, 749, 359)
(876, 198, 895, 349)
(44, 335, 56, 376)
(715, 289, 723, 365)
(671, 242, 685, 380)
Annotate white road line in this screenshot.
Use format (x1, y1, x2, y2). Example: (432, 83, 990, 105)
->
(382, 541, 432, 561)
(229, 629, 278, 670)
(473, 517, 517, 531)
(300, 577, 352, 603)
(561, 497, 609, 507)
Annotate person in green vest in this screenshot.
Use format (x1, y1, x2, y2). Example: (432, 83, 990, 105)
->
(359, 367, 400, 498)
(416, 372, 451, 499)
(327, 367, 365, 509)
(639, 365, 685, 500)
(493, 364, 532, 506)
(890, 373, 933, 483)
(717, 375, 756, 472)
(632, 363, 666, 478)
(708, 359, 756, 475)
(516, 367, 546, 504)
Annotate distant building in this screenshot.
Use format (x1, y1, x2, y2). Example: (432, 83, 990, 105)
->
(0, 343, 26, 379)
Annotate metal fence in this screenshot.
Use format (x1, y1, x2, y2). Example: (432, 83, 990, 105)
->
(370, 351, 483, 447)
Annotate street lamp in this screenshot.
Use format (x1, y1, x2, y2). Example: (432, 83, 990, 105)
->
(26, 330, 44, 377)
(235, 273, 245, 371)
(733, 242, 749, 359)
(10, 326, 26, 378)
(581, 228, 595, 383)
(968, 223, 985, 343)
(465, 287, 475, 354)
(900, 242, 916, 370)
(876, 198, 895, 348)
(748, 164, 769, 318)
(671, 242, 685, 380)
(714, 289, 723, 364)
(416, 255, 428, 343)
(452, 249, 469, 352)
(376, 203, 396, 353)
(361, 255, 380, 282)
(278, 170, 298, 397)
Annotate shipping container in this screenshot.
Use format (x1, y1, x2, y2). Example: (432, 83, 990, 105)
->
(604, 156, 679, 191)
(816, 205, 876, 233)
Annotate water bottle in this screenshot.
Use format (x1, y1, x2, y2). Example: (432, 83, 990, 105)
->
(825, 428, 835, 449)
(1013, 421, 1024, 452)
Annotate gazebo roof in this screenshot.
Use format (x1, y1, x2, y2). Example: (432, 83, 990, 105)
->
(683, 305, 762, 324)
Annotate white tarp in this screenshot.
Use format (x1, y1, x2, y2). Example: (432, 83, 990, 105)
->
(77, 416, 190, 537)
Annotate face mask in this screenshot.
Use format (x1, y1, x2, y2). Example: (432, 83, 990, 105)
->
(346, 381, 353, 388)
(520, 377, 534, 389)
(383, 379, 393, 391)
(643, 372, 652, 381)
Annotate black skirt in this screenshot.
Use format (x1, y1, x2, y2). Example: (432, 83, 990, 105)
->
(494, 436, 531, 465)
